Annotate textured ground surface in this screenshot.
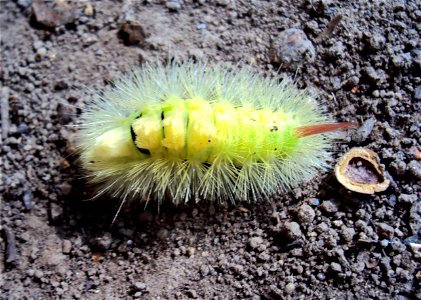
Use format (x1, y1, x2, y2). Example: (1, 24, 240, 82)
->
(1, 0, 420, 299)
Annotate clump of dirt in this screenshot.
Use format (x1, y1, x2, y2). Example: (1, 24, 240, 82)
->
(1, 0, 419, 299)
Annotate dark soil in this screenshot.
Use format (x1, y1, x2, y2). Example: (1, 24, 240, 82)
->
(1, 0, 420, 299)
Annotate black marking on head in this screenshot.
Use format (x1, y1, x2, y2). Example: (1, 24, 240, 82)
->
(208, 139, 211, 143)
(202, 162, 211, 169)
(161, 112, 165, 139)
(131, 125, 151, 156)
(274, 148, 277, 151)
(138, 148, 151, 155)
(130, 125, 136, 144)
(135, 113, 142, 119)
(270, 125, 278, 132)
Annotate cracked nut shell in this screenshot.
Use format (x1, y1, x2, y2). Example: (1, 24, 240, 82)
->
(335, 147, 390, 194)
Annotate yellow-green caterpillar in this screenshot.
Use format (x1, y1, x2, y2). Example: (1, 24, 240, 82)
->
(77, 63, 354, 205)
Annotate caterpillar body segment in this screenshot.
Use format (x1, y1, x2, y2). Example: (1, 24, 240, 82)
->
(122, 99, 299, 163)
(78, 63, 351, 205)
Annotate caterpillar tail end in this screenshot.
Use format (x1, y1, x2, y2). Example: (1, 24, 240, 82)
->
(295, 122, 359, 138)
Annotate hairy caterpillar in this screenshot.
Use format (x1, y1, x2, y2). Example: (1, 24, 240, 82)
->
(77, 63, 354, 205)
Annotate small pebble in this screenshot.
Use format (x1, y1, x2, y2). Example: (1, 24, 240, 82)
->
(407, 160, 421, 180)
(32, 0, 77, 28)
(388, 195, 397, 206)
(34, 270, 44, 279)
(119, 22, 146, 46)
(403, 235, 420, 245)
(249, 236, 263, 249)
(200, 265, 210, 276)
(172, 248, 181, 257)
(133, 282, 146, 291)
(17, 0, 32, 9)
(17, 123, 29, 134)
(92, 233, 113, 251)
(376, 222, 394, 240)
(330, 262, 342, 273)
(270, 28, 316, 69)
(281, 221, 302, 240)
(285, 282, 295, 295)
(33, 40, 43, 51)
(216, 0, 230, 6)
(157, 228, 169, 240)
(196, 22, 207, 30)
(414, 86, 421, 100)
(22, 190, 34, 210)
(186, 247, 196, 257)
(166, 0, 182, 11)
(84, 4, 94, 16)
(366, 33, 386, 52)
(352, 117, 376, 143)
(83, 33, 98, 46)
(308, 198, 321, 206)
(36, 48, 47, 58)
(409, 243, 421, 258)
(316, 222, 329, 233)
(390, 238, 406, 253)
(363, 66, 379, 83)
(320, 200, 338, 214)
(390, 160, 407, 176)
(398, 194, 417, 204)
(62, 239, 72, 254)
(258, 252, 270, 261)
(380, 239, 390, 248)
(232, 264, 244, 274)
(297, 204, 315, 224)
(341, 226, 356, 242)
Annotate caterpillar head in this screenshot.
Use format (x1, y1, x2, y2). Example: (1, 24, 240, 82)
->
(82, 126, 143, 165)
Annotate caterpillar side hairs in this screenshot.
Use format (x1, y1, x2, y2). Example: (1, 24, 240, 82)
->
(77, 62, 356, 206)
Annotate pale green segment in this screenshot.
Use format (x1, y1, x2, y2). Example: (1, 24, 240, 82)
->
(128, 98, 301, 164)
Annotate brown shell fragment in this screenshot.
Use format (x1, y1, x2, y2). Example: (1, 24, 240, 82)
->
(335, 147, 390, 194)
